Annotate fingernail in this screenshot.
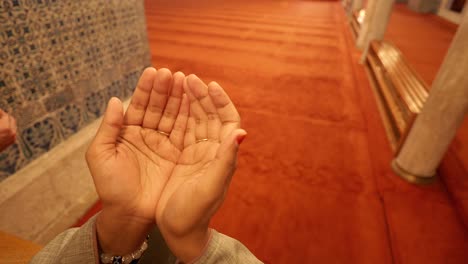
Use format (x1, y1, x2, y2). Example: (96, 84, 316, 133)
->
(236, 134, 246, 146)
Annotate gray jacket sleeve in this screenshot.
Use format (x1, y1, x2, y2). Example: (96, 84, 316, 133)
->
(29, 215, 99, 264)
(191, 230, 263, 264)
(30, 216, 262, 264)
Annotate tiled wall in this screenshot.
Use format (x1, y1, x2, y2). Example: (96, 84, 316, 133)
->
(0, 0, 151, 180)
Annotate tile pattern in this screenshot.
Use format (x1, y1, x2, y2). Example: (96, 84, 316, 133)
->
(0, 0, 151, 180)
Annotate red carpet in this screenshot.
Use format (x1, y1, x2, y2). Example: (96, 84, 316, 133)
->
(75, 1, 468, 263)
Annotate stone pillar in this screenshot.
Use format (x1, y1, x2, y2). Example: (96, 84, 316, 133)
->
(393, 12, 468, 183)
(347, 0, 363, 16)
(408, 0, 440, 13)
(357, 0, 375, 49)
(352, 0, 363, 12)
(356, 0, 395, 51)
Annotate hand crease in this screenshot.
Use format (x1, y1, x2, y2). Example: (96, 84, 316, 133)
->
(117, 135, 163, 165)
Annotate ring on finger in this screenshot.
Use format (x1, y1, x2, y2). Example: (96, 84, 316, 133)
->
(156, 130, 170, 137)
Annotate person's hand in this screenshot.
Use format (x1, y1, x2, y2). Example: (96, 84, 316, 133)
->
(0, 109, 17, 152)
(86, 68, 189, 255)
(156, 74, 247, 262)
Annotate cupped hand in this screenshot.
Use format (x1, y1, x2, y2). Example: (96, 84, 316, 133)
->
(86, 68, 246, 259)
(86, 68, 189, 254)
(156, 74, 247, 262)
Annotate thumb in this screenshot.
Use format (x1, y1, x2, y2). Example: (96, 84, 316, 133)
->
(91, 97, 124, 150)
(204, 129, 247, 195)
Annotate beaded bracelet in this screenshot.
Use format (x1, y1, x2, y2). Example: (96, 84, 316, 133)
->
(100, 236, 149, 264)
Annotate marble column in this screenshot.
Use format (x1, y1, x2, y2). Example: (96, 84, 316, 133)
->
(352, 0, 363, 11)
(393, 13, 468, 183)
(356, 0, 395, 51)
(408, 0, 440, 13)
(347, 0, 363, 16)
(356, 0, 375, 49)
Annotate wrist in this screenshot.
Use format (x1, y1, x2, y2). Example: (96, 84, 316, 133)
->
(162, 227, 211, 263)
(96, 208, 154, 255)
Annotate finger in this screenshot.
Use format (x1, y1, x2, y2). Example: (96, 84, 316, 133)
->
(187, 75, 221, 140)
(184, 113, 197, 148)
(158, 71, 184, 133)
(170, 94, 189, 150)
(208, 82, 241, 141)
(124, 67, 157, 126)
(12, 117, 17, 135)
(91, 97, 124, 152)
(8, 114, 17, 136)
(202, 129, 247, 198)
(183, 76, 207, 141)
(142, 68, 173, 129)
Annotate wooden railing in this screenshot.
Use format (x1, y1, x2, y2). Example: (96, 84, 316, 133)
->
(365, 40, 429, 151)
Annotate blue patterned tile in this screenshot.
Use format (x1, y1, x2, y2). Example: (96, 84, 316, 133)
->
(57, 104, 82, 138)
(85, 90, 106, 120)
(0, 143, 20, 176)
(21, 117, 62, 159)
(0, 0, 150, 180)
(43, 87, 74, 112)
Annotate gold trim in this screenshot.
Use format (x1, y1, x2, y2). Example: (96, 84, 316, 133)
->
(391, 160, 437, 185)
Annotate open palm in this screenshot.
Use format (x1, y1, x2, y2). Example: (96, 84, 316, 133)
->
(156, 74, 244, 232)
(86, 68, 188, 222)
(155, 74, 246, 262)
